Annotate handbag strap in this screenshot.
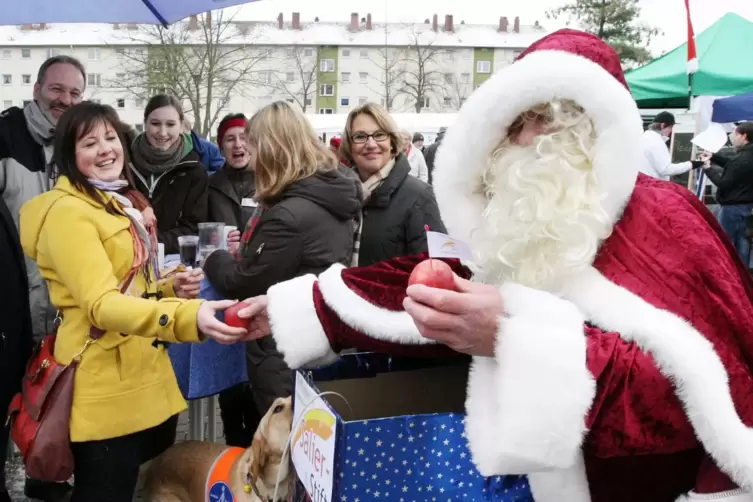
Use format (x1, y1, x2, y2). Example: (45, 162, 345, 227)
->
(89, 268, 139, 340)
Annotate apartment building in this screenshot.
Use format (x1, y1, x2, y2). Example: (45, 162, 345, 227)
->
(0, 12, 548, 134)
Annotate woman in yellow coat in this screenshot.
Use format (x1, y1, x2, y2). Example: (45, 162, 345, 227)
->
(19, 102, 248, 502)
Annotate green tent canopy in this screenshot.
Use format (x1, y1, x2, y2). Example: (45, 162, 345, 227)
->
(626, 13, 753, 109)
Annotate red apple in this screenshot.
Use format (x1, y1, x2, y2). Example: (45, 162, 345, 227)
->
(408, 259, 456, 290)
(224, 301, 251, 329)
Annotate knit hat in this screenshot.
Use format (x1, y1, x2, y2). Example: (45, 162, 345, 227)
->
(412, 132, 424, 143)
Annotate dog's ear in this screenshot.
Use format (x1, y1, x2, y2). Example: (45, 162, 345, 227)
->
(250, 434, 269, 480)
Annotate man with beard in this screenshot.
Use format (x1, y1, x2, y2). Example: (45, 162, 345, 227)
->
(0, 55, 85, 501)
(234, 30, 753, 501)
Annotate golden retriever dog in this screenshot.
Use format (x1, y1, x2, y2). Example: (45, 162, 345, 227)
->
(143, 396, 293, 502)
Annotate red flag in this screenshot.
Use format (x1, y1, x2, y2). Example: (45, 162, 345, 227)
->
(685, 0, 699, 73)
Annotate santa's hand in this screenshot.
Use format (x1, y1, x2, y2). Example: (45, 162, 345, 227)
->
(237, 295, 272, 340)
(403, 276, 502, 357)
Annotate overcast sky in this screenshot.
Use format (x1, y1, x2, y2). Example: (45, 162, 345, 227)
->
(233, 0, 753, 55)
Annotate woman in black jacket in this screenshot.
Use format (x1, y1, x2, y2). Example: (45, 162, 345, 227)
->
(129, 94, 209, 254)
(204, 101, 361, 415)
(702, 121, 753, 264)
(339, 103, 445, 266)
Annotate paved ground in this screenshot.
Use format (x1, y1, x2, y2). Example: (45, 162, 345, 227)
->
(6, 405, 224, 501)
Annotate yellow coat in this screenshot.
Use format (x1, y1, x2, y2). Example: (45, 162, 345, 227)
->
(20, 176, 203, 442)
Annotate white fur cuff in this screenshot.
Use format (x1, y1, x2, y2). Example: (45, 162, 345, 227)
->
(464, 282, 595, 475)
(267, 274, 338, 369)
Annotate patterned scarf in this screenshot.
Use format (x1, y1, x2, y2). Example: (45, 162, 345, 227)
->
(238, 203, 265, 257)
(351, 158, 396, 267)
(24, 101, 57, 185)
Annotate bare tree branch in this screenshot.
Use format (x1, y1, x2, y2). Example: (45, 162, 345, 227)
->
(367, 45, 406, 111)
(439, 71, 472, 111)
(396, 29, 447, 113)
(267, 46, 318, 112)
(106, 11, 272, 137)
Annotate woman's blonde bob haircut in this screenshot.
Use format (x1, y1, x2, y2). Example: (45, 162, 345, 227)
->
(246, 101, 337, 202)
(340, 102, 400, 165)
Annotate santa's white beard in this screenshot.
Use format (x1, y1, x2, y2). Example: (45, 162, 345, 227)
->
(471, 136, 613, 293)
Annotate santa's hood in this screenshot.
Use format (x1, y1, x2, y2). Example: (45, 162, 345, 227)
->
(433, 29, 644, 244)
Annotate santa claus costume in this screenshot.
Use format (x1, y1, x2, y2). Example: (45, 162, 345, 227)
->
(258, 30, 753, 502)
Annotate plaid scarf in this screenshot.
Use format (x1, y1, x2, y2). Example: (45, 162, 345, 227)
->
(238, 204, 265, 257)
(351, 158, 396, 267)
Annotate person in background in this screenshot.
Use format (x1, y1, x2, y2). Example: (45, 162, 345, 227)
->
(701, 121, 753, 265)
(423, 126, 446, 185)
(183, 118, 224, 172)
(400, 130, 429, 183)
(207, 112, 260, 446)
(0, 195, 34, 502)
(0, 54, 86, 502)
(412, 132, 425, 152)
(204, 101, 361, 419)
(20, 102, 247, 502)
(641, 111, 704, 180)
(129, 95, 209, 254)
(341, 104, 445, 267)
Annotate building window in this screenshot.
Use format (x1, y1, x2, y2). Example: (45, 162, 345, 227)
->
(460, 98, 467, 106)
(319, 58, 334, 72)
(341, 97, 350, 106)
(512, 50, 522, 59)
(47, 48, 61, 58)
(342, 49, 351, 57)
(462, 51, 470, 59)
(443, 97, 452, 107)
(21, 48, 31, 59)
(304, 98, 312, 106)
(22, 100, 31, 107)
(341, 72, 350, 83)
(358, 96, 367, 105)
(22, 74, 31, 85)
(261, 71, 272, 84)
(286, 72, 295, 82)
(304, 48, 314, 57)
(318, 108, 334, 114)
(286, 49, 295, 58)
(117, 98, 125, 108)
(358, 72, 367, 83)
(461, 73, 470, 84)
(1, 49, 11, 59)
(420, 97, 430, 109)
(3, 100, 12, 109)
(319, 84, 334, 96)
(444, 73, 453, 84)
(476, 60, 491, 73)
(88, 48, 101, 60)
(135, 97, 145, 108)
(116, 72, 126, 80)
(135, 124, 144, 133)
(359, 49, 368, 59)
(2, 75, 11, 85)
(381, 98, 394, 109)
(87, 73, 101, 86)
(286, 98, 295, 104)
(444, 50, 454, 61)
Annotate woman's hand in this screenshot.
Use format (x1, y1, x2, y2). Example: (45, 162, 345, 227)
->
(403, 275, 503, 357)
(197, 300, 248, 344)
(237, 296, 271, 340)
(142, 206, 157, 231)
(173, 268, 204, 299)
(227, 230, 241, 256)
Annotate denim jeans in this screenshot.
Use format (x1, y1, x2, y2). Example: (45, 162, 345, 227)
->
(719, 204, 753, 267)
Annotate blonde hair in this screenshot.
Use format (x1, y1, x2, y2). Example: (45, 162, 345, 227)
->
(340, 103, 400, 165)
(247, 101, 337, 202)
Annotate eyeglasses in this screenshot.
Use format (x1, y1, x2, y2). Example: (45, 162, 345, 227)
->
(351, 131, 389, 144)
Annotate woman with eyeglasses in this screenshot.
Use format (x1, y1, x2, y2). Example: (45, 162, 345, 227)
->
(339, 103, 445, 266)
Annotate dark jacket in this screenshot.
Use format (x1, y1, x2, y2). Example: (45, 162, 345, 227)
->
(203, 167, 361, 411)
(707, 143, 753, 205)
(0, 195, 34, 423)
(0, 106, 55, 340)
(190, 130, 225, 172)
(423, 130, 445, 185)
(357, 153, 446, 267)
(208, 164, 256, 230)
(129, 150, 210, 254)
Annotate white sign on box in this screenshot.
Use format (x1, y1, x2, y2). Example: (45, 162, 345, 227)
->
(292, 373, 337, 502)
(426, 231, 474, 261)
(692, 123, 729, 154)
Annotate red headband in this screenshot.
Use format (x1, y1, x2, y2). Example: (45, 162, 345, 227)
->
(218, 118, 248, 145)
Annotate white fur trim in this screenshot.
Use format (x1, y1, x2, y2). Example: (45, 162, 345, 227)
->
(464, 282, 595, 475)
(678, 490, 752, 501)
(528, 452, 591, 502)
(433, 49, 643, 244)
(564, 267, 753, 489)
(317, 264, 435, 345)
(267, 274, 337, 369)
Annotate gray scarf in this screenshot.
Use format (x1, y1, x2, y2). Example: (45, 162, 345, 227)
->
(24, 100, 56, 146)
(131, 133, 186, 176)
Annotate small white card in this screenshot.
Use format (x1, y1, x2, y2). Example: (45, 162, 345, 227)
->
(241, 198, 258, 207)
(426, 231, 474, 260)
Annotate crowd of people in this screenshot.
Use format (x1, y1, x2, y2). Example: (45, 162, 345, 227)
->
(3, 26, 753, 502)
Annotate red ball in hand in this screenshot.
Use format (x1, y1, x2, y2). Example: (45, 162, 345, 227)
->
(408, 259, 456, 291)
(224, 301, 251, 329)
